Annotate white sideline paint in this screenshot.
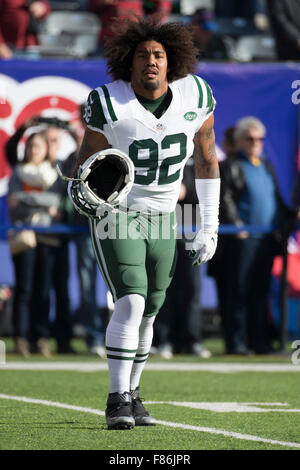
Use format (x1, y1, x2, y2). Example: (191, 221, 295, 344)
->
(0, 393, 300, 449)
(0, 393, 105, 416)
(1, 361, 300, 372)
(145, 401, 300, 413)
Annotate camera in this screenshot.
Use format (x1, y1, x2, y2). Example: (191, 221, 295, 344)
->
(36, 116, 70, 130)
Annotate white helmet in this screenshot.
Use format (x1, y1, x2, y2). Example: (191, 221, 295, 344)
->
(63, 149, 134, 218)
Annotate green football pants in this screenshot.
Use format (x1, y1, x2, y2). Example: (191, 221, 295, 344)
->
(89, 210, 177, 317)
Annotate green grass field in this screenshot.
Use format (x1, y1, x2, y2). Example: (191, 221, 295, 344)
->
(1, 338, 300, 451)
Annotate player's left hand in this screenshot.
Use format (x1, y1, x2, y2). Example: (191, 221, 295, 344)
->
(189, 231, 218, 265)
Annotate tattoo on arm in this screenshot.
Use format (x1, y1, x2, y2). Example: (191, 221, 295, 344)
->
(208, 143, 216, 161)
(194, 126, 220, 179)
(205, 126, 214, 141)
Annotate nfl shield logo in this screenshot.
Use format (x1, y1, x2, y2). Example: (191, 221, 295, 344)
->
(156, 123, 163, 131)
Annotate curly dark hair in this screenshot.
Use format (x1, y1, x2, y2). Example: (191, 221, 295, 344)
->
(104, 18, 199, 83)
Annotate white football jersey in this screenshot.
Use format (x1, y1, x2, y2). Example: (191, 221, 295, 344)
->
(84, 74, 216, 213)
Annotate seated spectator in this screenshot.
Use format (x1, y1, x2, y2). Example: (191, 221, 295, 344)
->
(191, 8, 230, 60)
(214, 0, 258, 19)
(8, 132, 62, 357)
(87, 0, 172, 52)
(267, 0, 300, 60)
(0, 0, 51, 59)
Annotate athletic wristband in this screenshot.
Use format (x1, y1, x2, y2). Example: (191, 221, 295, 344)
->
(195, 178, 220, 233)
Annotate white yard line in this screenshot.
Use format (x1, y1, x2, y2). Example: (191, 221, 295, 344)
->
(1, 361, 300, 372)
(0, 393, 299, 449)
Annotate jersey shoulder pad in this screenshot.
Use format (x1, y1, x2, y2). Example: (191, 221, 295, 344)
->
(83, 88, 107, 131)
(83, 81, 124, 131)
(191, 74, 216, 115)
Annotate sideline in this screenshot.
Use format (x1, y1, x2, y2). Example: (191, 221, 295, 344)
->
(1, 361, 300, 372)
(0, 393, 300, 449)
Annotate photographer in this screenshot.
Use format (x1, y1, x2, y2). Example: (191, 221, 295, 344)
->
(5, 116, 74, 168)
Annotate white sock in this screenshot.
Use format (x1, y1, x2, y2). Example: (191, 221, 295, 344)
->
(105, 294, 145, 394)
(130, 316, 155, 391)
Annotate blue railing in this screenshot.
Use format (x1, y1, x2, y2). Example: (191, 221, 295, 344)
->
(1, 224, 295, 235)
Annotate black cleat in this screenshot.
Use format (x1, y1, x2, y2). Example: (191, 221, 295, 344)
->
(131, 387, 156, 426)
(105, 392, 135, 430)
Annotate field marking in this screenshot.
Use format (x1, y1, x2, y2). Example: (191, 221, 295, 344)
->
(0, 393, 104, 417)
(1, 361, 300, 372)
(145, 401, 300, 413)
(0, 393, 300, 449)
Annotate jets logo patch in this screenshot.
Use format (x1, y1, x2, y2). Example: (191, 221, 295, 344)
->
(184, 112, 197, 121)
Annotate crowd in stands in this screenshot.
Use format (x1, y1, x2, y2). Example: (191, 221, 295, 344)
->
(1, 1, 300, 357)
(1, 0, 300, 61)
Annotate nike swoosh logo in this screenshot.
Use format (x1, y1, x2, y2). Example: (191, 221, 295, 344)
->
(172, 224, 177, 230)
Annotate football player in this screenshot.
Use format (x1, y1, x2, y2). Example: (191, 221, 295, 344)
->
(70, 18, 220, 430)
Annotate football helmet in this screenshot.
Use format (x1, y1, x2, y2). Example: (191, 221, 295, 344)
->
(57, 149, 135, 218)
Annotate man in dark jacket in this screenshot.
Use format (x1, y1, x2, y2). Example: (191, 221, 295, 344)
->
(267, 0, 300, 60)
(220, 116, 290, 355)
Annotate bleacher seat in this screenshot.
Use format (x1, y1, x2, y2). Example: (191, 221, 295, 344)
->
(49, 1, 81, 11)
(34, 11, 101, 58)
(234, 35, 277, 62)
(214, 17, 259, 38)
(180, 0, 214, 16)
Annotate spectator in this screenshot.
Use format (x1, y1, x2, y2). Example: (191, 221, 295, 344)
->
(207, 127, 237, 332)
(7, 132, 61, 357)
(220, 116, 291, 355)
(191, 8, 230, 60)
(44, 124, 74, 354)
(6, 117, 74, 354)
(0, 150, 11, 242)
(266, 0, 300, 60)
(0, 0, 51, 59)
(153, 159, 212, 358)
(291, 171, 300, 217)
(62, 103, 106, 357)
(214, 0, 259, 19)
(87, 0, 172, 52)
(221, 126, 237, 158)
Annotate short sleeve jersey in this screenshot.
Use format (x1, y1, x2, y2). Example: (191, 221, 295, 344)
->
(84, 74, 216, 213)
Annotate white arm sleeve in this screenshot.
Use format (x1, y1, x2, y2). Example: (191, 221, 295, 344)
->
(195, 178, 220, 233)
(189, 179, 220, 265)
